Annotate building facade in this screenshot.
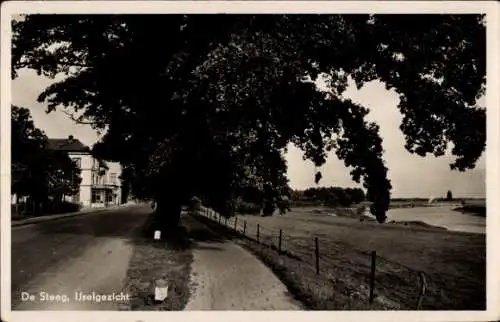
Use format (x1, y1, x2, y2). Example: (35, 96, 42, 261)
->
(48, 136, 122, 209)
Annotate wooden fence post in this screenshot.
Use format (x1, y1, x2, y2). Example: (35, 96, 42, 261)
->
(234, 217, 238, 231)
(315, 237, 320, 275)
(369, 251, 376, 304)
(279, 229, 283, 254)
(243, 221, 246, 236)
(257, 224, 260, 243)
(225, 217, 228, 226)
(416, 272, 427, 310)
(218, 214, 221, 225)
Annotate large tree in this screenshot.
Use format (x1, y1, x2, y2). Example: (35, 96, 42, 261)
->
(12, 14, 486, 225)
(11, 105, 81, 213)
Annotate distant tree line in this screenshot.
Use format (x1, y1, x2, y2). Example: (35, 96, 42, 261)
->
(291, 187, 365, 207)
(222, 186, 366, 216)
(11, 105, 82, 216)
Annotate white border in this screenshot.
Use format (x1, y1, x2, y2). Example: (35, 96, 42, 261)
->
(1, 2, 499, 322)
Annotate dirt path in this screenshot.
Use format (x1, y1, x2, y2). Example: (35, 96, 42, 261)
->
(184, 217, 302, 310)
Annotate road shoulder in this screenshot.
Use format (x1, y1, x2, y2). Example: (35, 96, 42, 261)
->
(11, 204, 134, 227)
(121, 211, 193, 310)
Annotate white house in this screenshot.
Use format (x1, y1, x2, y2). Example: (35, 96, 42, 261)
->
(47, 135, 122, 208)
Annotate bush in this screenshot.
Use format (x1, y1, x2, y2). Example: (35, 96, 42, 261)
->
(235, 200, 261, 215)
(262, 202, 275, 216)
(15, 200, 83, 216)
(46, 200, 82, 214)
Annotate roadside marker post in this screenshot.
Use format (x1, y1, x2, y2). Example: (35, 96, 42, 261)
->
(369, 251, 377, 304)
(154, 279, 169, 303)
(416, 272, 428, 309)
(278, 229, 283, 254)
(315, 237, 320, 275)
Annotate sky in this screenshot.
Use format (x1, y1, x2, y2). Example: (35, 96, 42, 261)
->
(11, 68, 486, 199)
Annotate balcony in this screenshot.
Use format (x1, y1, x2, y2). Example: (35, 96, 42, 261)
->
(92, 183, 119, 189)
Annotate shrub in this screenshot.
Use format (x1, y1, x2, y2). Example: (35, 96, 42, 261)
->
(235, 200, 261, 215)
(262, 201, 275, 216)
(44, 200, 82, 215)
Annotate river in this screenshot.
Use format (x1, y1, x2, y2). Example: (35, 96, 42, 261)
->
(384, 205, 486, 234)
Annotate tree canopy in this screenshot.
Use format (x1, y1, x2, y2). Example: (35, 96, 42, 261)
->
(12, 14, 486, 224)
(11, 105, 81, 208)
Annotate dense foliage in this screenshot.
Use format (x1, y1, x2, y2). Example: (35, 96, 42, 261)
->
(11, 105, 81, 214)
(293, 187, 365, 207)
(12, 14, 485, 225)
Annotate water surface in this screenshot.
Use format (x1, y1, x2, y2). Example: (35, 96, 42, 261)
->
(386, 205, 485, 234)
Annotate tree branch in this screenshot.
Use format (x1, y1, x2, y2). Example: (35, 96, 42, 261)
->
(61, 110, 104, 125)
(15, 60, 92, 70)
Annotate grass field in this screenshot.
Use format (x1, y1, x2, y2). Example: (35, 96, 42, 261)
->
(194, 205, 486, 310)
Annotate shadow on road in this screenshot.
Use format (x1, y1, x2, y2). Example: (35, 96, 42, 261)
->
(27, 205, 150, 239)
(24, 204, 228, 252)
(132, 210, 228, 252)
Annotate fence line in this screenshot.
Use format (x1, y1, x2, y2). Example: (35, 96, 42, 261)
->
(192, 206, 428, 309)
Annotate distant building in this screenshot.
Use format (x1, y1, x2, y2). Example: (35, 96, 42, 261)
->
(47, 135, 122, 208)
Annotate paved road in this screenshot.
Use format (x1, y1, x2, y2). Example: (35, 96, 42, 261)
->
(11, 204, 150, 310)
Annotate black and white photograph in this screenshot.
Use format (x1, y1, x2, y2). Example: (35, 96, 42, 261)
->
(1, 1, 499, 322)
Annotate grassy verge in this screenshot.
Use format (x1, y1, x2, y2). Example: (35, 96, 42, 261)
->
(122, 211, 194, 310)
(192, 212, 390, 310)
(193, 206, 485, 310)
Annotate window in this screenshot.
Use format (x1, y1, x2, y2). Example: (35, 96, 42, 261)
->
(91, 190, 102, 203)
(92, 172, 105, 185)
(72, 157, 81, 169)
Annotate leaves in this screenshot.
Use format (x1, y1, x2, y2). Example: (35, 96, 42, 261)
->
(11, 105, 81, 200)
(12, 14, 486, 222)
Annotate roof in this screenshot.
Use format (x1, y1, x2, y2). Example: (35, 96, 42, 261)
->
(47, 136, 90, 153)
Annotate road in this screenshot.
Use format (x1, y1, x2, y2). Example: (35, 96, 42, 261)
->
(11, 204, 302, 311)
(11, 204, 150, 310)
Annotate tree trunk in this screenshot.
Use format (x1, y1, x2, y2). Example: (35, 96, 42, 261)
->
(262, 200, 275, 216)
(32, 201, 35, 216)
(155, 195, 182, 232)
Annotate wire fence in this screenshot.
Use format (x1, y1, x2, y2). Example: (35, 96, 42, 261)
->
(193, 206, 432, 310)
